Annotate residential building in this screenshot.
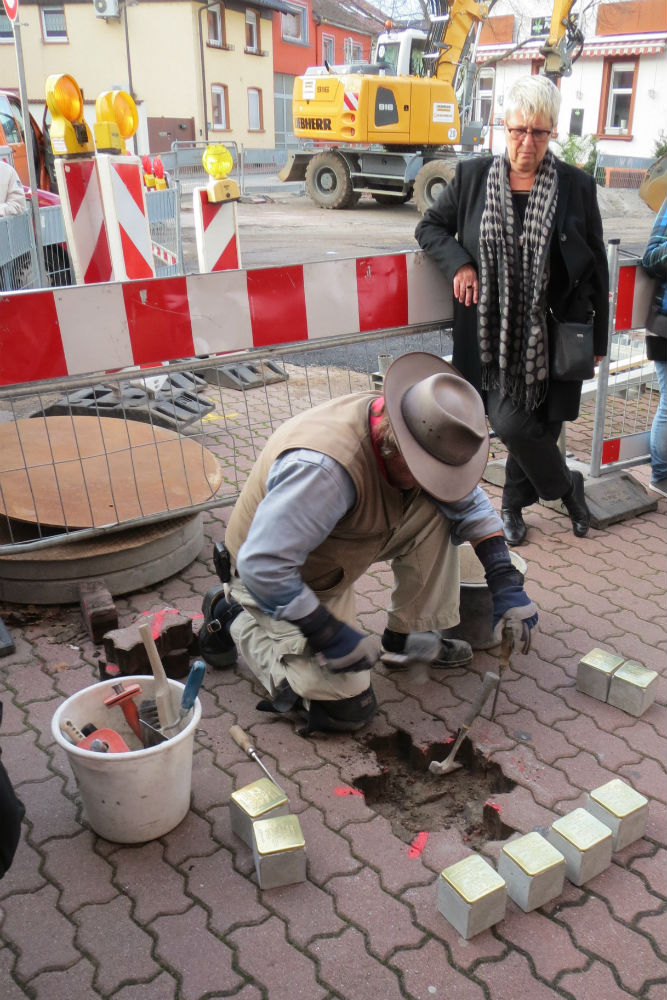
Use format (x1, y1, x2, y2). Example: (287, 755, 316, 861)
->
(474, 0, 667, 175)
(0, 0, 296, 154)
(272, 0, 387, 146)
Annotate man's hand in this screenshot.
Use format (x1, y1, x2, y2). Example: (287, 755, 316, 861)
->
(293, 605, 379, 674)
(474, 535, 538, 648)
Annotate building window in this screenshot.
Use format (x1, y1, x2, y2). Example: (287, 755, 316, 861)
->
(602, 59, 636, 135)
(207, 4, 226, 48)
(474, 69, 494, 125)
(0, 96, 22, 144)
(41, 6, 68, 42)
(343, 38, 363, 63)
(0, 12, 13, 42)
(245, 9, 259, 53)
(281, 2, 307, 43)
(211, 84, 229, 130)
(248, 88, 263, 131)
(322, 34, 335, 64)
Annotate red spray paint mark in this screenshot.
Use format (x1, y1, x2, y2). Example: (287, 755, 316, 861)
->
(334, 786, 364, 797)
(141, 607, 179, 638)
(408, 832, 429, 858)
(486, 801, 501, 812)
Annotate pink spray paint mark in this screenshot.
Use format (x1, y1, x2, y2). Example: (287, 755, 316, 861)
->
(408, 831, 429, 858)
(334, 786, 364, 797)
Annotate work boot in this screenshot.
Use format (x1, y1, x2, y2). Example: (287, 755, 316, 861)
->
(299, 685, 378, 735)
(199, 585, 242, 669)
(501, 508, 527, 546)
(381, 629, 473, 668)
(562, 470, 590, 538)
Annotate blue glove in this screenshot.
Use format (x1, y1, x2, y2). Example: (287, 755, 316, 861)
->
(475, 536, 538, 645)
(293, 605, 379, 674)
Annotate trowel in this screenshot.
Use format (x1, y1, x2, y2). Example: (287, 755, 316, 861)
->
(429, 671, 499, 776)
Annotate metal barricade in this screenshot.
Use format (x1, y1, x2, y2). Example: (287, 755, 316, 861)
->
(0, 204, 73, 291)
(146, 187, 180, 276)
(160, 140, 240, 202)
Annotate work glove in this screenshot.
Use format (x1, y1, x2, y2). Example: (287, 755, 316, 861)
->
(475, 536, 538, 647)
(292, 604, 379, 674)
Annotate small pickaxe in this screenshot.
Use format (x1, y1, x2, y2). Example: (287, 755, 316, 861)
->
(380, 631, 442, 685)
(490, 618, 532, 718)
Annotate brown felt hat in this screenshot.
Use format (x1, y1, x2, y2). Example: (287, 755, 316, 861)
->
(383, 352, 489, 502)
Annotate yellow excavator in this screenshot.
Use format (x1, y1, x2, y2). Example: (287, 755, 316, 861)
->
(279, 0, 583, 214)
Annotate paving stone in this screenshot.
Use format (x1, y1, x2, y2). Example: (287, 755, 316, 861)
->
(553, 748, 626, 796)
(184, 851, 269, 934)
(554, 719, 642, 771)
(28, 957, 98, 1000)
(345, 813, 434, 893)
(631, 848, 667, 899)
(619, 757, 667, 805)
(208, 805, 256, 878)
(112, 842, 191, 923)
(113, 970, 181, 1000)
(161, 809, 217, 866)
(189, 744, 234, 814)
(613, 718, 667, 767)
(559, 958, 647, 1000)
(498, 675, 577, 727)
(291, 764, 374, 831)
(475, 948, 572, 999)
(591, 861, 665, 922)
(2, 729, 51, 785)
(74, 896, 159, 995)
(498, 907, 587, 979)
(1, 884, 80, 981)
(153, 905, 243, 1000)
(636, 910, 667, 956)
(230, 914, 326, 1000)
(18, 774, 83, 845)
(328, 867, 424, 959)
(0, 835, 45, 901)
(494, 707, 577, 765)
(489, 746, 578, 812)
(483, 785, 556, 837)
(297, 805, 361, 884)
(41, 831, 116, 911)
(390, 937, 486, 999)
(259, 880, 345, 946)
(400, 881, 507, 971)
(308, 925, 405, 1000)
(0, 944, 28, 1000)
(557, 895, 665, 994)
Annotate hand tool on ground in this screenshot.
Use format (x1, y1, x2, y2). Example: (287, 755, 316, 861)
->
(139, 622, 178, 733)
(428, 671, 500, 776)
(230, 724, 286, 794)
(161, 659, 206, 735)
(103, 682, 143, 741)
(380, 630, 442, 685)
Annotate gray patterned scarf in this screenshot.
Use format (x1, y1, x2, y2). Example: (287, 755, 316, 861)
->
(478, 149, 558, 411)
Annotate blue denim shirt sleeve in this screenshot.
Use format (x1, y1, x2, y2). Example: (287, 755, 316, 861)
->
(430, 485, 503, 545)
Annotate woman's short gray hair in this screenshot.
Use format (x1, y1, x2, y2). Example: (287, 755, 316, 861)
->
(504, 75, 561, 127)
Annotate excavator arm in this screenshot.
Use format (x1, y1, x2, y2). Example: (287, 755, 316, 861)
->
(540, 0, 584, 79)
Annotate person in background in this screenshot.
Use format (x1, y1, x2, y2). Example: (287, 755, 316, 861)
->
(0, 158, 27, 218)
(641, 196, 667, 498)
(198, 352, 537, 736)
(415, 74, 609, 546)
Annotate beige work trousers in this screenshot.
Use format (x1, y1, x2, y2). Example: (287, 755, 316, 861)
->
(228, 492, 460, 703)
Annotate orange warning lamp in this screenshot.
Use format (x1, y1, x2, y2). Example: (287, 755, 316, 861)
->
(94, 90, 139, 153)
(202, 144, 240, 203)
(45, 74, 94, 156)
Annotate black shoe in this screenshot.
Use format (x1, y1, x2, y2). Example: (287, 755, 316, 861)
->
(381, 632, 473, 669)
(199, 585, 241, 669)
(562, 471, 590, 538)
(501, 508, 527, 546)
(300, 686, 378, 735)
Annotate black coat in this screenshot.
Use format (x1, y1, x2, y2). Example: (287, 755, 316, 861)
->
(415, 155, 610, 422)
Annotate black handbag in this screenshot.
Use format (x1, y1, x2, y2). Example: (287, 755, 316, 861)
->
(548, 313, 595, 381)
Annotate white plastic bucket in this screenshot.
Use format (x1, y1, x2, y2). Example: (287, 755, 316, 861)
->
(442, 543, 528, 649)
(51, 675, 201, 843)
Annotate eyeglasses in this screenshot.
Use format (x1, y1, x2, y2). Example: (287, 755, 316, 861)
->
(505, 126, 553, 142)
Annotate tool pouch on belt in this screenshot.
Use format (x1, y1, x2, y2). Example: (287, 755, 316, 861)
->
(213, 541, 232, 584)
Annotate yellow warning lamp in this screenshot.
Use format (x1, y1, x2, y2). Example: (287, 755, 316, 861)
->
(45, 74, 94, 156)
(202, 144, 240, 203)
(94, 90, 139, 153)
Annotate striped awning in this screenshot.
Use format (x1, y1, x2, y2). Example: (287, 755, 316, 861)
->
(477, 32, 666, 63)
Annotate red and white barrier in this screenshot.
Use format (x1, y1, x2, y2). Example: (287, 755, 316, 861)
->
(54, 157, 113, 285)
(0, 251, 451, 386)
(193, 188, 241, 272)
(616, 264, 654, 331)
(96, 154, 155, 281)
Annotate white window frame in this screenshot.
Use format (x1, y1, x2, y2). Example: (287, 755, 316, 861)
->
(207, 4, 223, 47)
(474, 69, 494, 125)
(281, 2, 307, 44)
(248, 87, 262, 131)
(322, 33, 335, 65)
(0, 12, 13, 43)
(211, 84, 229, 130)
(245, 9, 258, 53)
(604, 60, 635, 134)
(41, 5, 68, 43)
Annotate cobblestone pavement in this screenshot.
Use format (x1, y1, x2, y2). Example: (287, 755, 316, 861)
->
(0, 387, 665, 999)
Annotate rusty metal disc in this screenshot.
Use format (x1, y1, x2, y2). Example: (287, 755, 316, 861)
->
(0, 416, 222, 529)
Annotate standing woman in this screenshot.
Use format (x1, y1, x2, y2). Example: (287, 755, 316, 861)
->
(416, 75, 609, 545)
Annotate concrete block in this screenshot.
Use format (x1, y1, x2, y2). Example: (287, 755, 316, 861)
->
(102, 611, 195, 678)
(79, 580, 118, 644)
(252, 813, 307, 890)
(576, 648, 624, 702)
(548, 808, 613, 886)
(586, 779, 649, 850)
(497, 832, 566, 912)
(437, 854, 507, 939)
(230, 778, 290, 848)
(607, 660, 658, 717)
